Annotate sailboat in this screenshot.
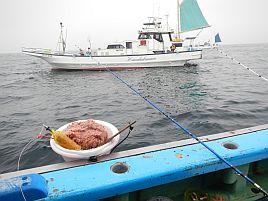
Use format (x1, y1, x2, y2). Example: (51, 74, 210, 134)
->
(178, 0, 209, 33)
(213, 33, 222, 47)
(197, 32, 222, 50)
(175, 0, 210, 50)
(22, 0, 209, 71)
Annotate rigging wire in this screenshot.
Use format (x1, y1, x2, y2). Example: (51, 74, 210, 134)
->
(216, 48, 268, 82)
(105, 68, 268, 197)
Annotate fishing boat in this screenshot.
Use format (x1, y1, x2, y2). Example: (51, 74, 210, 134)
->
(22, 0, 210, 70)
(1, 124, 268, 201)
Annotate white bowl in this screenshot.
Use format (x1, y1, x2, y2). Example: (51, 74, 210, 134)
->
(50, 120, 119, 161)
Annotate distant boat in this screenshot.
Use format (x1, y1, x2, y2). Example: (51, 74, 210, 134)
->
(198, 40, 212, 49)
(197, 33, 222, 50)
(213, 32, 222, 47)
(22, 0, 209, 71)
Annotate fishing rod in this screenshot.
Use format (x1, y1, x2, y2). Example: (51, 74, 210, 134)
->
(105, 68, 268, 197)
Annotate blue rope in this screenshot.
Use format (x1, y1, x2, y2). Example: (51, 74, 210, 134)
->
(107, 69, 268, 196)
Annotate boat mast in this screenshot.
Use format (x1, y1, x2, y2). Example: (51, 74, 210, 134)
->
(57, 22, 66, 54)
(176, 0, 181, 39)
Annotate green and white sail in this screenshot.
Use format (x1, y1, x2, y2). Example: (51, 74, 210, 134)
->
(179, 0, 209, 33)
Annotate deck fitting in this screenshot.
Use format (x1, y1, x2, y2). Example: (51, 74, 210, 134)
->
(110, 162, 129, 174)
(222, 142, 238, 150)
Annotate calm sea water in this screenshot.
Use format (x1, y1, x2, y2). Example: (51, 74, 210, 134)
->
(0, 44, 268, 174)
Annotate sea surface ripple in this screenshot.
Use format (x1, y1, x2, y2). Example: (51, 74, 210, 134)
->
(0, 44, 268, 173)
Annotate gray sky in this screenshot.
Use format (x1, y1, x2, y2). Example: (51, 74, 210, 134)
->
(1, 0, 268, 53)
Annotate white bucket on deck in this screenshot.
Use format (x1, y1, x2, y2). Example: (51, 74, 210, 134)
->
(50, 120, 119, 161)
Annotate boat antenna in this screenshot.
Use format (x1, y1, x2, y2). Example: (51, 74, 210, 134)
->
(165, 14, 169, 31)
(105, 68, 268, 197)
(64, 26, 67, 51)
(157, 0, 161, 18)
(176, 0, 181, 39)
(87, 37, 92, 49)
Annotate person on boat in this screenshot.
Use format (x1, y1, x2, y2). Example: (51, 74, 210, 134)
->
(79, 49, 84, 56)
(85, 48, 91, 56)
(170, 44, 176, 52)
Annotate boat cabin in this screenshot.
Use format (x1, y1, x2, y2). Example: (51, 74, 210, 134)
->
(96, 17, 184, 56)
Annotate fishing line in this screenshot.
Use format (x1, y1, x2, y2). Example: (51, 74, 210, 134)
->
(17, 126, 49, 201)
(17, 139, 35, 171)
(105, 68, 268, 196)
(216, 48, 268, 82)
(17, 138, 35, 201)
(17, 126, 47, 170)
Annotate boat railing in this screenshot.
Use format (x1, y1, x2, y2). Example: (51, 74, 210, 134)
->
(22, 47, 53, 54)
(21, 47, 76, 56)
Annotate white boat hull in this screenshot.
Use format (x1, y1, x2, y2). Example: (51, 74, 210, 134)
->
(23, 50, 202, 70)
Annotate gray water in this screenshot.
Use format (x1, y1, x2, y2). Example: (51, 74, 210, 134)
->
(0, 44, 268, 174)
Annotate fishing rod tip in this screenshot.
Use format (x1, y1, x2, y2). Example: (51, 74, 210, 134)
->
(43, 124, 52, 132)
(43, 124, 48, 128)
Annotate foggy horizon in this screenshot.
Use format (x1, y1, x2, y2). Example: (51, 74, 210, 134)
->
(1, 0, 268, 53)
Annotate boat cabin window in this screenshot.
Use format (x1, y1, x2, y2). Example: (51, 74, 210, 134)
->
(153, 33, 163, 42)
(138, 33, 163, 42)
(138, 33, 152, 39)
(126, 42, 132, 49)
(173, 43, 183, 47)
(107, 44, 125, 49)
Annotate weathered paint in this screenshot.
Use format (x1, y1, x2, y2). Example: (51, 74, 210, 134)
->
(39, 129, 268, 201)
(0, 174, 48, 201)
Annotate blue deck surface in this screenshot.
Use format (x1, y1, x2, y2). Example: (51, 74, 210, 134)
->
(41, 129, 268, 201)
(0, 174, 48, 201)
